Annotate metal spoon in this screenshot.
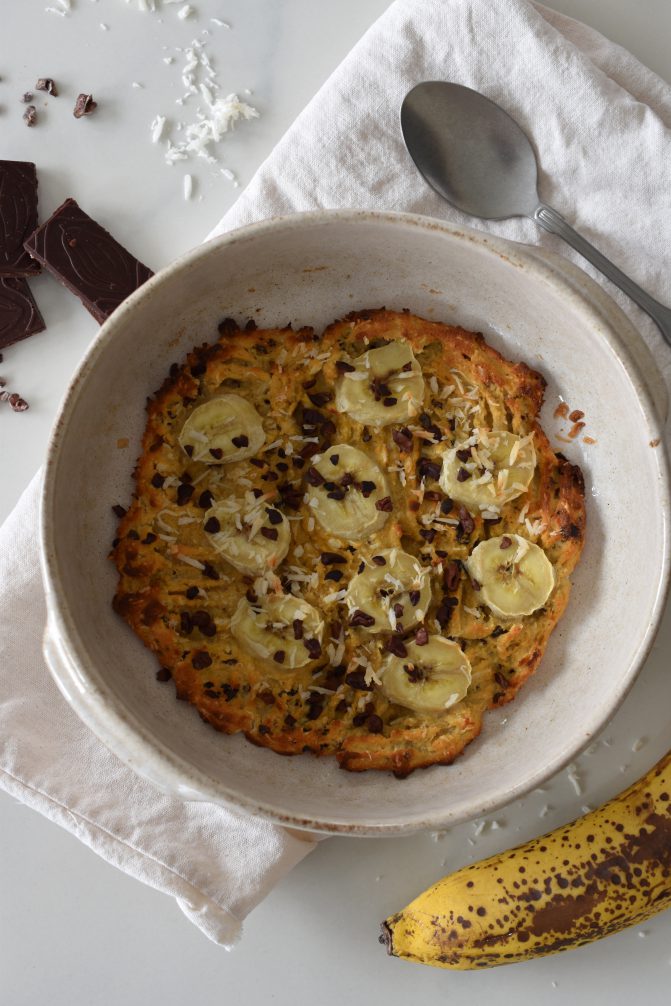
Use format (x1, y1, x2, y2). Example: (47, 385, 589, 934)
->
(401, 81, 671, 348)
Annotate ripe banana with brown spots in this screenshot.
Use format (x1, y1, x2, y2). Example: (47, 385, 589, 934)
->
(380, 750, 671, 969)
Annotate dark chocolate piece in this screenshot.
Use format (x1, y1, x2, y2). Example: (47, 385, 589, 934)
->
(73, 93, 97, 118)
(0, 161, 41, 276)
(0, 277, 46, 350)
(23, 198, 153, 323)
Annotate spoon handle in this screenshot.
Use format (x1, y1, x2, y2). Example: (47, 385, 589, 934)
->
(533, 204, 671, 348)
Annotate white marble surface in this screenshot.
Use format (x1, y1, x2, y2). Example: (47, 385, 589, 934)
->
(1, 2, 670, 1003)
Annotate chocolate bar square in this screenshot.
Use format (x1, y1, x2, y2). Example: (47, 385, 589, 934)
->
(24, 198, 153, 323)
(0, 277, 46, 350)
(0, 160, 41, 277)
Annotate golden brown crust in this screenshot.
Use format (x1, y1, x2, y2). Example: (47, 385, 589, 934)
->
(111, 309, 585, 776)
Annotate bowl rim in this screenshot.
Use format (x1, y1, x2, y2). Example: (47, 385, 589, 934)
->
(40, 208, 671, 835)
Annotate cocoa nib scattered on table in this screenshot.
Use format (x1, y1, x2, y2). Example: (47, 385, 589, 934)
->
(23, 197, 154, 323)
(73, 93, 97, 118)
(22, 105, 37, 127)
(35, 78, 58, 96)
(0, 390, 29, 412)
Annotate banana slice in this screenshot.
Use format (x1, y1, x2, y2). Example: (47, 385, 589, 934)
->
(380, 636, 472, 714)
(466, 534, 554, 619)
(439, 429, 535, 508)
(230, 594, 325, 669)
(204, 497, 290, 575)
(179, 394, 265, 464)
(306, 443, 392, 541)
(335, 341, 425, 426)
(345, 548, 432, 633)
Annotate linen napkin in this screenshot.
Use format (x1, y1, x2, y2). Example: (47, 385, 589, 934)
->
(2, 0, 670, 950)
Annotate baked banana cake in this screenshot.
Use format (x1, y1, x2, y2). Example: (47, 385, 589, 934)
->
(111, 309, 585, 776)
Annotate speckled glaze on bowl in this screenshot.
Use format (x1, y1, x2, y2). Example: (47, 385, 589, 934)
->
(40, 211, 670, 835)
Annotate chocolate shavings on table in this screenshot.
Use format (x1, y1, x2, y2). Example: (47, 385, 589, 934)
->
(23, 197, 153, 323)
(0, 161, 41, 276)
(0, 277, 45, 351)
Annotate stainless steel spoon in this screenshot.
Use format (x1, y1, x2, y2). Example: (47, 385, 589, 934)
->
(401, 81, 671, 348)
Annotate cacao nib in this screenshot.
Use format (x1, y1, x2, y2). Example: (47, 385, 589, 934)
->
(415, 625, 429, 646)
(392, 427, 413, 452)
(306, 466, 324, 486)
(375, 496, 393, 512)
(385, 636, 408, 658)
(307, 391, 332, 407)
(345, 669, 373, 691)
(443, 560, 461, 592)
(367, 714, 384, 734)
(417, 458, 441, 481)
(197, 489, 214, 509)
(320, 551, 346, 565)
(191, 651, 212, 670)
(176, 483, 194, 505)
(349, 609, 375, 628)
(304, 638, 322, 659)
(457, 505, 475, 537)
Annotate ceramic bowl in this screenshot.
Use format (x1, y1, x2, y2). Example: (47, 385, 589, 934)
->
(41, 210, 670, 835)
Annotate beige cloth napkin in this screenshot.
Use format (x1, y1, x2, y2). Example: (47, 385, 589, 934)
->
(1, 0, 670, 949)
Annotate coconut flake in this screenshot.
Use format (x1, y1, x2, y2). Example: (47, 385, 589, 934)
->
(151, 115, 167, 143)
(176, 553, 205, 570)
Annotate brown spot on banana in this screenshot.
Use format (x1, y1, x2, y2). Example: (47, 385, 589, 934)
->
(380, 751, 671, 969)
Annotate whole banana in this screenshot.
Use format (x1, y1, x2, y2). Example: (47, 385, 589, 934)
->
(381, 750, 671, 969)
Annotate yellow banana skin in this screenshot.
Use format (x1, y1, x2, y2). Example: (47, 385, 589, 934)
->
(381, 751, 671, 969)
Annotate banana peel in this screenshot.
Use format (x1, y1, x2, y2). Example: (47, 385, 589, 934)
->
(381, 751, 671, 969)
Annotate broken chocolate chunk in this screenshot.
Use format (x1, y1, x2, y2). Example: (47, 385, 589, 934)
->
(23, 197, 153, 323)
(0, 161, 41, 276)
(0, 277, 45, 350)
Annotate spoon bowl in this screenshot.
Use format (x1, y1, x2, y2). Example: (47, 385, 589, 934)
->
(401, 81, 539, 219)
(401, 80, 671, 346)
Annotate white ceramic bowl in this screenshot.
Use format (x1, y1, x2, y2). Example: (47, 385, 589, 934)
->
(41, 210, 670, 835)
